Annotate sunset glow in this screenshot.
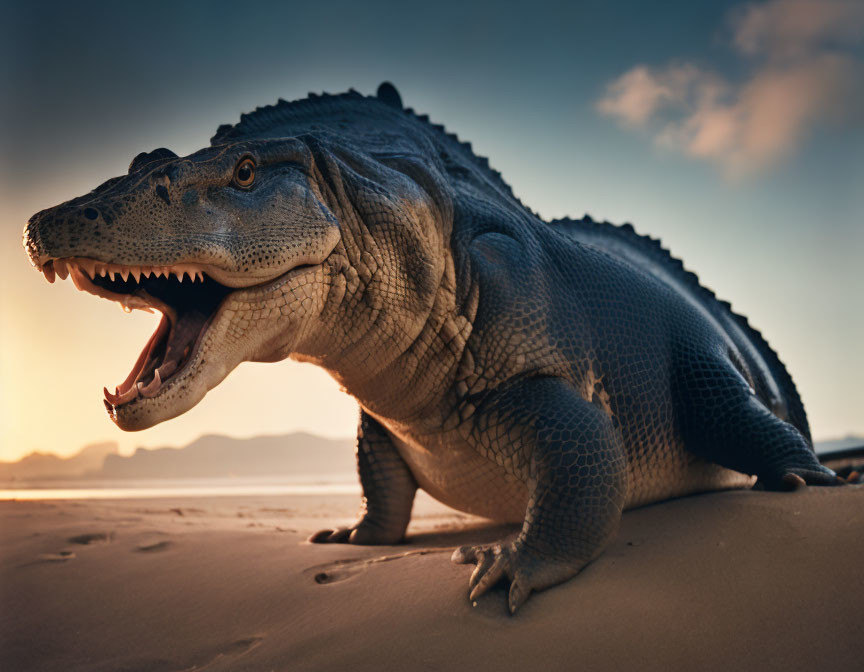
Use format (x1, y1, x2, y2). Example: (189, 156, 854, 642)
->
(2, 0, 861, 463)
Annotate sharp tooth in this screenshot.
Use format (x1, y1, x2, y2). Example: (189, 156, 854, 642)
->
(98, 265, 107, 277)
(140, 369, 162, 397)
(103, 387, 119, 405)
(132, 267, 142, 283)
(43, 264, 56, 284)
(54, 260, 69, 280)
(70, 265, 86, 291)
(118, 384, 139, 404)
(84, 260, 97, 279)
(75, 258, 92, 279)
(158, 360, 178, 378)
(120, 267, 129, 282)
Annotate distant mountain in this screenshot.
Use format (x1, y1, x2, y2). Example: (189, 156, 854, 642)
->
(0, 442, 118, 481)
(99, 433, 356, 479)
(815, 435, 864, 455)
(2, 432, 858, 483)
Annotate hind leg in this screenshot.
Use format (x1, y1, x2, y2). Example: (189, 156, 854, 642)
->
(675, 355, 841, 490)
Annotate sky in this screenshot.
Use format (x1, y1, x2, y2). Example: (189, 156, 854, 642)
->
(1, 0, 861, 461)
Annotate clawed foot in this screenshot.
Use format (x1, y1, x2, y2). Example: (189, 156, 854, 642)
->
(308, 519, 404, 545)
(451, 540, 582, 614)
(755, 465, 845, 491)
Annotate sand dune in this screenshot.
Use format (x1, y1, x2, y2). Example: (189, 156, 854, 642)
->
(1, 485, 861, 671)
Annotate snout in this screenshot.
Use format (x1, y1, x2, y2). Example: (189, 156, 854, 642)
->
(22, 212, 45, 270)
(23, 202, 106, 271)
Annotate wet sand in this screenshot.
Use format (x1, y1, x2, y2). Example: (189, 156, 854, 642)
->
(1, 485, 861, 671)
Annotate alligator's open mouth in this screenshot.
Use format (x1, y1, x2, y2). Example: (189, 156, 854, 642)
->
(41, 258, 235, 412)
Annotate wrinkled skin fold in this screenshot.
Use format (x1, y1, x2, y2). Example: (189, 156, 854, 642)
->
(23, 83, 841, 613)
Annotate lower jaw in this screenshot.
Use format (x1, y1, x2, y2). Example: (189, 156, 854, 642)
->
(109, 352, 225, 431)
(106, 262, 327, 430)
(111, 387, 198, 431)
(104, 299, 231, 429)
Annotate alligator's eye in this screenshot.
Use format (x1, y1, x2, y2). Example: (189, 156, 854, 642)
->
(233, 158, 255, 189)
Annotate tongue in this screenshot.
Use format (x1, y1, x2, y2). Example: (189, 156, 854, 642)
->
(133, 309, 209, 397)
(163, 308, 208, 365)
(104, 307, 210, 407)
(117, 316, 170, 396)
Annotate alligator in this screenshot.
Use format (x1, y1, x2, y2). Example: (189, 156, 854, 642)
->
(23, 83, 842, 613)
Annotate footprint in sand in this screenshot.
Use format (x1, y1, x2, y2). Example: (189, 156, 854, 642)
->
(68, 532, 113, 545)
(21, 531, 113, 567)
(309, 565, 364, 585)
(37, 550, 75, 562)
(136, 540, 174, 553)
(19, 550, 76, 567)
(304, 548, 450, 585)
(178, 635, 265, 671)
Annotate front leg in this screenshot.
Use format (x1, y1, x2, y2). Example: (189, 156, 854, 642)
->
(309, 411, 417, 545)
(452, 376, 627, 613)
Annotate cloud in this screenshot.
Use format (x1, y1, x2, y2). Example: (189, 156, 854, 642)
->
(595, 64, 714, 128)
(596, 0, 864, 177)
(731, 0, 864, 58)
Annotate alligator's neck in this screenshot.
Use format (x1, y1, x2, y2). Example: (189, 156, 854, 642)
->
(309, 249, 474, 430)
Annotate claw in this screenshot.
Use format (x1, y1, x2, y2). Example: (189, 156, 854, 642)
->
(327, 527, 353, 543)
(781, 472, 807, 490)
(308, 529, 352, 543)
(508, 577, 532, 614)
(307, 529, 335, 543)
(451, 546, 477, 564)
(312, 527, 352, 543)
(468, 550, 495, 590)
(310, 518, 406, 546)
(469, 553, 508, 601)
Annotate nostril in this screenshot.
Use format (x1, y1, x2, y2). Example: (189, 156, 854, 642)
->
(84, 207, 99, 220)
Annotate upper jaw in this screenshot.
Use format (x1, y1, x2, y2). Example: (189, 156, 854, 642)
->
(40, 258, 208, 312)
(34, 256, 296, 290)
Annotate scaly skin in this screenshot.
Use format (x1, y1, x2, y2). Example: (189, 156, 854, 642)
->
(22, 83, 840, 613)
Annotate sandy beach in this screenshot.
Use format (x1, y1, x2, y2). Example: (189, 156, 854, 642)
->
(1, 484, 861, 672)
